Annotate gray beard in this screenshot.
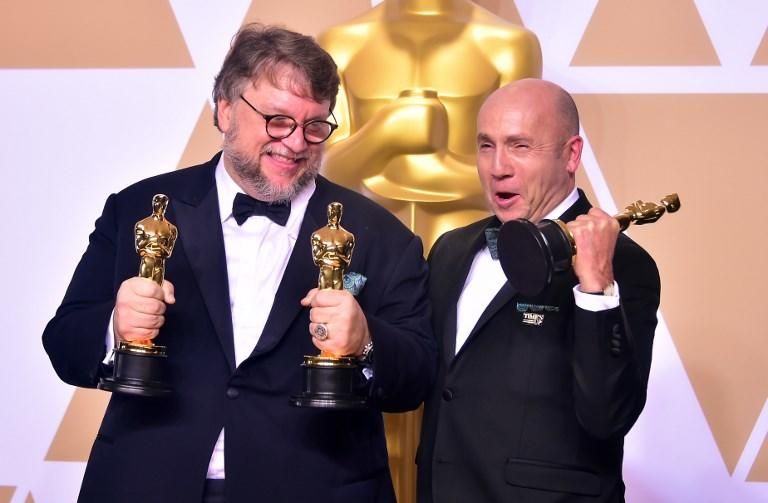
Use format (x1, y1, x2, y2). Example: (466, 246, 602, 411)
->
(223, 123, 320, 203)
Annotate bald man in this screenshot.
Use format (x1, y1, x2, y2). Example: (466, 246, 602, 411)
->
(417, 79, 660, 503)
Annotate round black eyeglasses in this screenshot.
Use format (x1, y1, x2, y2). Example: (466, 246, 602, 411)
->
(239, 95, 338, 144)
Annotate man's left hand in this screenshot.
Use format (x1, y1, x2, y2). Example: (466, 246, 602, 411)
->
(300, 288, 371, 356)
(566, 208, 620, 293)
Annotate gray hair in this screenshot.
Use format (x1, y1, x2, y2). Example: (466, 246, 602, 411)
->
(212, 24, 340, 130)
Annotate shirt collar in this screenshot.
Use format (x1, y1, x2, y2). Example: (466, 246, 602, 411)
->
(543, 186, 580, 221)
(215, 157, 315, 239)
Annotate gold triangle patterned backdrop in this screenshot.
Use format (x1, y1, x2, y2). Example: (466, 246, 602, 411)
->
(1, 1, 766, 502)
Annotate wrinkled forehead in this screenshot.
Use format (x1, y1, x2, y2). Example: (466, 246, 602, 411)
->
(478, 88, 562, 139)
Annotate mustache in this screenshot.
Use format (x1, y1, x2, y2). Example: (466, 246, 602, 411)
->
(260, 144, 310, 161)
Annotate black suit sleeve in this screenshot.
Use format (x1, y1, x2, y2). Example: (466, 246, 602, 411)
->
(42, 194, 121, 388)
(365, 234, 437, 412)
(571, 236, 660, 439)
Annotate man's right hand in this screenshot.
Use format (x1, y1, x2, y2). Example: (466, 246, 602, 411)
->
(113, 277, 175, 344)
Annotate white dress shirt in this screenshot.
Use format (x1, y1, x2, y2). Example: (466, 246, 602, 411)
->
(206, 159, 314, 478)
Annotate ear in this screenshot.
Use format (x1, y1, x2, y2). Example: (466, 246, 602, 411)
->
(217, 98, 233, 133)
(564, 135, 583, 175)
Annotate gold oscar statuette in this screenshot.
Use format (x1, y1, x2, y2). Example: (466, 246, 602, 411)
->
(98, 194, 178, 397)
(290, 202, 368, 409)
(498, 194, 681, 296)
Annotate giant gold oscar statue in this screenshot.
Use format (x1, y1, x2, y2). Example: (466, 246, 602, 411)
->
(318, 1, 542, 500)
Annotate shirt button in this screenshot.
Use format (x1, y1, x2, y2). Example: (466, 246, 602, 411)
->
(442, 388, 454, 401)
(226, 387, 239, 399)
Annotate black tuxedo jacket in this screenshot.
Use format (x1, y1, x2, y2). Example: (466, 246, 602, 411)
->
(417, 192, 660, 503)
(43, 153, 437, 503)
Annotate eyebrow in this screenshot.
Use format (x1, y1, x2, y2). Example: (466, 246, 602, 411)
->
(260, 105, 326, 120)
(476, 133, 530, 144)
(503, 134, 530, 144)
(477, 133, 494, 144)
(242, 95, 330, 121)
(265, 101, 323, 116)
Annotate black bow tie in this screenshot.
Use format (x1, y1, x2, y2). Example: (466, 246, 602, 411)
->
(232, 193, 290, 226)
(484, 227, 500, 260)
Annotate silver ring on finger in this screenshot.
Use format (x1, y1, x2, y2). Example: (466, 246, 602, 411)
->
(313, 322, 329, 341)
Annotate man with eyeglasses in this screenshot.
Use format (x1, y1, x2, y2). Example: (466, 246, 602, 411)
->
(43, 24, 436, 503)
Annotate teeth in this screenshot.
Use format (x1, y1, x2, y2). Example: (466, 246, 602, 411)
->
(263, 148, 307, 163)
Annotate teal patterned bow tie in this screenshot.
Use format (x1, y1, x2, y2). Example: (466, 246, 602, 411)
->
(484, 227, 500, 260)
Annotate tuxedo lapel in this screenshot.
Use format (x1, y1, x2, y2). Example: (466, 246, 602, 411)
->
(455, 282, 516, 363)
(251, 181, 326, 355)
(453, 191, 591, 361)
(452, 227, 519, 363)
(172, 158, 236, 371)
(439, 217, 499, 366)
(558, 189, 592, 223)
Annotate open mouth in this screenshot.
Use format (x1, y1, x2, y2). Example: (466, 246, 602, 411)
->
(495, 191, 520, 204)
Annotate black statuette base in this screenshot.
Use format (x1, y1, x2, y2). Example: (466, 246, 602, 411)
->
(98, 343, 172, 397)
(497, 218, 575, 297)
(290, 355, 367, 409)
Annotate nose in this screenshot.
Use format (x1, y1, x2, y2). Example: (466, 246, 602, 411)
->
(490, 148, 513, 178)
(281, 126, 308, 152)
